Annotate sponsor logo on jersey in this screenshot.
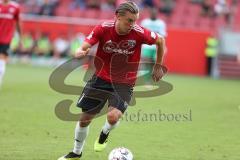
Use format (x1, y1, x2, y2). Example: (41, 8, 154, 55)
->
(103, 40, 136, 55)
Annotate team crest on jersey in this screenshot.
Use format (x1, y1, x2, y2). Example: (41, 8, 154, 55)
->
(128, 40, 136, 48)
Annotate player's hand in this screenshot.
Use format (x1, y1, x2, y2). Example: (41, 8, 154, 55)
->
(152, 64, 165, 82)
(75, 48, 90, 58)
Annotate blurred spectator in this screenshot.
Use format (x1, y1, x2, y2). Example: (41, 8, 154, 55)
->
(70, 32, 95, 69)
(214, 0, 229, 16)
(101, 0, 116, 11)
(141, 8, 167, 88)
(201, 0, 214, 17)
(141, 8, 167, 37)
(142, 0, 154, 8)
(190, 0, 204, 4)
(86, 0, 101, 9)
(232, 0, 239, 5)
(19, 32, 34, 56)
(39, 0, 59, 16)
(34, 33, 52, 56)
(205, 35, 218, 76)
(10, 33, 20, 55)
(69, 0, 86, 9)
(20, 0, 42, 15)
(159, 0, 175, 16)
(69, 33, 85, 57)
(214, 0, 231, 24)
(53, 34, 70, 58)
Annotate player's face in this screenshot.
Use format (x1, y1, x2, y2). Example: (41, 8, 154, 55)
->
(117, 11, 139, 34)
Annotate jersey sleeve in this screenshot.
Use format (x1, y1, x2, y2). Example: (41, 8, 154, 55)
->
(84, 25, 103, 46)
(142, 28, 158, 45)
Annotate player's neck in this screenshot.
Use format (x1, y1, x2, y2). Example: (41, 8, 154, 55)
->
(115, 23, 129, 35)
(2, 0, 9, 5)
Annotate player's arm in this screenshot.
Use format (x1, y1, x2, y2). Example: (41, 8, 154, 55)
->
(155, 36, 165, 65)
(142, 27, 166, 81)
(75, 42, 91, 58)
(75, 24, 103, 58)
(152, 36, 166, 82)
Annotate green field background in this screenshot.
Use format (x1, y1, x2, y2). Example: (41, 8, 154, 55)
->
(0, 64, 240, 160)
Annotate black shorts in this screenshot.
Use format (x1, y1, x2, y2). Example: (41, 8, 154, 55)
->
(0, 44, 10, 56)
(77, 75, 133, 114)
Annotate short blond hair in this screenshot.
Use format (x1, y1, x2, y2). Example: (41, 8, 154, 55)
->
(115, 1, 139, 16)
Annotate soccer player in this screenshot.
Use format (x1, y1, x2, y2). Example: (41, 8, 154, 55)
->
(0, 0, 21, 87)
(141, 8, 167, 89)
(58, 1, 166, 160)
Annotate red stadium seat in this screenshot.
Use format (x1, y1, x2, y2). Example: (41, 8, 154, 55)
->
(99, 10, 115, 20)
(54, 6, 69, 17)
(69, 9, 85, 18)
(83, 9, 100, 19)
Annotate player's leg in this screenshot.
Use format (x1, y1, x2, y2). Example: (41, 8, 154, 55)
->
(94, 107, 122, 152)
(103, 106, 122, 136)
(58, 104, 102, 160)
(62, 113, 96, 160)
(0, 44, 9, 88)
(58, 75, 109, 160)
(75, 113, 96, 154)
(59, 113, 95, 160)
(0, 55, 6, 86)
(94, 84, 133, 152)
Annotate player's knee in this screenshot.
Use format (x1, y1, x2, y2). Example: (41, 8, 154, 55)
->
(107, 112, 121, 125)
(0, 59, 6, 75)
(0, 54, 7, 60)
(79, 121, 91, 127)
(79, 113, 94, 127)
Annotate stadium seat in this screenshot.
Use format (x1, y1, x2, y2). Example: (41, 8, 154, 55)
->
(69, 9, 85, 18)
(99, 10, 115, 20)
(54, 6, 69, 17)
(83, 9, 100, 19)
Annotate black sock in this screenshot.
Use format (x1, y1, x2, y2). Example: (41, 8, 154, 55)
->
(98, 131, 109, 144)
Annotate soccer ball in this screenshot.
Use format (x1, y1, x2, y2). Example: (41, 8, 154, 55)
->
(108, 147, 133, 160)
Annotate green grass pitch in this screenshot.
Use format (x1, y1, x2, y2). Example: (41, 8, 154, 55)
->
(0, 64, 240, 160)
